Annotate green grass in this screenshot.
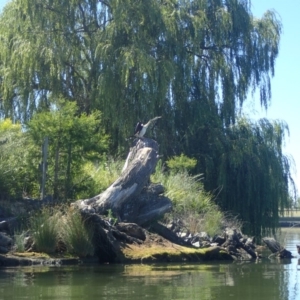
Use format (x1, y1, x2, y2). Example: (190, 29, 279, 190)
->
(74, 159, 123, 199)
(29, 207, 59, 253)
(152, 163, 223, 236)
(13, 229, 26, 252)
(60, 210, 95, 257)
(26, 206, 94, 257)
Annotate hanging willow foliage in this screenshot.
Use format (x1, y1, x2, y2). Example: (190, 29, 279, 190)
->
(216, 118, 294, 236)
(0, 0, 281, 137)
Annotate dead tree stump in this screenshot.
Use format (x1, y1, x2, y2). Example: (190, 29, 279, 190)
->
(72, 138, 172, 226)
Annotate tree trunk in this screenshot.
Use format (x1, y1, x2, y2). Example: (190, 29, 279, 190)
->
(65, 143, 72, 200)
(53, 141, 60, 200)
(262, 237, 293, 258)
(72, 138, 172, 225)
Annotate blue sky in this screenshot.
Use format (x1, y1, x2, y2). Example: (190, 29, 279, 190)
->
(0, 0, 299, 193)
(248, 0, 300, 193)
(0, 0, 7, 12)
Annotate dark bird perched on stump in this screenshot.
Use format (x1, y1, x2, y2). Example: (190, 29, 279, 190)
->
(134, 116, 162, 138)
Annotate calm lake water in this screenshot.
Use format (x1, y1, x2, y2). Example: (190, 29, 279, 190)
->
(1, 228, 300, 300)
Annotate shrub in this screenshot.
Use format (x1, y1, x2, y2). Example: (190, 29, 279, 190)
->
(26, 100, 109, 202)
(166, 154, 197, 174)
(73, 159, 123, 200)
(29, 207, 59, 253)
(27, 206, 95, 257)
(13, 229, 26, 252)
(0, 119, 36, 199)
(61, 210, 94, 257)
(152, 163, 223, 236)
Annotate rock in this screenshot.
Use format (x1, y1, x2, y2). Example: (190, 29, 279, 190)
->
(0, 254, 80, 267)
(167, 222, 176, 231)
(192, 241, 201, 248)
(201, 241, 211, 248)
(212, 235, 226, 245)
(245, 237, 255, 248)
(0, 232, 12, 248)
(184, 233, 192, 242)
(190, 235, 199, 243)
(198, 232, 211, 241)
(0, 217, 18, 233)
(0, 246, 9, 254)
(178, 232, 188, 238)
(0, 221, 9, 231)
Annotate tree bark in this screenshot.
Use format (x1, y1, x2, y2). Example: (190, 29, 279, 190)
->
(262, 237, 293, 258)
(221, 228, 257, 259)
(72, 138, 172, 225)
(150, 222, 192, 246)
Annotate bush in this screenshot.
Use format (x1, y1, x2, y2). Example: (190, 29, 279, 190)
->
(0, 119, 37, 199)
(61, 210, 94, 257)
(13, 229, 26, 252)
(29, 207, 59, 253)
(27, 205, 95, 257)
(26, 100, 109, 201)
(166, 154, 197, 174)
(73, 159, 123, 200)
(152, 163, 223, 236)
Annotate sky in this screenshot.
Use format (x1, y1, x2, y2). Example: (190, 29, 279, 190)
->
(247, 0, 300, 194)
(0, 0, 299, 193)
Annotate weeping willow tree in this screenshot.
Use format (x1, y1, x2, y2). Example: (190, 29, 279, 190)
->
(0, 0, 177, 148)
(0, 0, 280, 143)
(216, 118, 294, 236)
(0, 0, 294, 234)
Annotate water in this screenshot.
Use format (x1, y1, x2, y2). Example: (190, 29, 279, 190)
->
(0, 228, 299, 300)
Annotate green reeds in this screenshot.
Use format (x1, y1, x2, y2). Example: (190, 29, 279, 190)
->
(29, 207, 59, 253)
(152, 164, 223, 236)
(27, 206, 94, 257)
(61, 210, 95, 257)
(13, 229, 26, 252)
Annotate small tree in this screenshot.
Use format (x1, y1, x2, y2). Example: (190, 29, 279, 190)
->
(0, 119, 36, 199)
(26, 99, 109, 201)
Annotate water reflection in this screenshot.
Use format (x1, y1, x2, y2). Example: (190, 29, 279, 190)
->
(0, 228, 299, 300)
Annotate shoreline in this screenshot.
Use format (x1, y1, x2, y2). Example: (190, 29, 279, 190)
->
(1, 243, 234, 267)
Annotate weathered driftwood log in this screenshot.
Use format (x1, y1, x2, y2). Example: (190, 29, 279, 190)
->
(72, 138, 172, 226)
(150, 222, 192, 246)
(262, 237, 293, 258)
(221, 228, 257, 259)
